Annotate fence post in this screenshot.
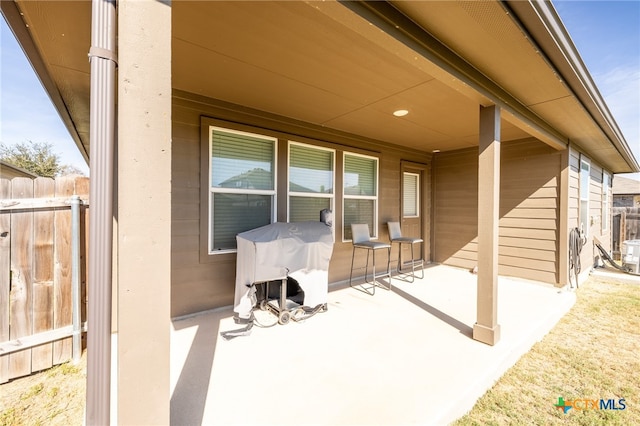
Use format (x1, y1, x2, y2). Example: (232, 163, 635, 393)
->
(70, 195, 82, 364)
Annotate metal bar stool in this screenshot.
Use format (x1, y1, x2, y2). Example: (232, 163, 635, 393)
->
(349, 223, 391, 295)
(387, 222, 424, 282)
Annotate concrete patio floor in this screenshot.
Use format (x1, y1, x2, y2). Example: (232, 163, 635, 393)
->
(169, 264, 576, 425)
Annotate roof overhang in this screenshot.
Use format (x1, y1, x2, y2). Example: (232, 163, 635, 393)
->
(0, 159, 38, 178)
(2, 0, 638, 173)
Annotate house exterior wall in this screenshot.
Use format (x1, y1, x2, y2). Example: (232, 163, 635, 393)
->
(171, 91, 431, 318)
(433, 138, 562, 284)
(171, 91, 616, 315)
(568, 146, 613, 281)
(431, 148, 478, 271)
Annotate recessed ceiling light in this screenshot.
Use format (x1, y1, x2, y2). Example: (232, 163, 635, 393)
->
(393, 109, 409, 117)
(432, 149, 441, 153)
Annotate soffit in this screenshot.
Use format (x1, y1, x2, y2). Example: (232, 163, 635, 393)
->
(391, 0, 634, 171)
(172, 0, 529, 152)
(392, 1, 571, 107)
(8, 0, 634, 171)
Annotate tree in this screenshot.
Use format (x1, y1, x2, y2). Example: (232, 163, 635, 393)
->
(59, 164, 86, 176)
(0, 141, 84, 178)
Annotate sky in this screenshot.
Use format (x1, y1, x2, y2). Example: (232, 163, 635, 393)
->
(1, 17, 89, 175)
(0, 1, 638, 181)
(553, 0, 640, 181)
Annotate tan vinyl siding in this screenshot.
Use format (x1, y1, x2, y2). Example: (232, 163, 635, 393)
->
(433, 139, 561, 284)
(568, 145, 613, 278)
(432, 148, 478, 270)
(568, 149, 580, 229)
(569, 147, 612, 273)
(171, 91, 431, 317)
(499, 140, 560, 283)
(172, 99, 231, 316)
(589, 162, 603, 233)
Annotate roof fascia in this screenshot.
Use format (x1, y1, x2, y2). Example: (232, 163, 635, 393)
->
(0, 1, 89, 164)
(505, 0, 640, 172)
(339, 0, 568, 151)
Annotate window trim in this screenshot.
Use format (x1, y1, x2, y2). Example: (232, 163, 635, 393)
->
(287, 141, 335, 222)
(207, 125, 278, 255)
(602, 171, 610, 232)
(579, 157, 590, 237)
(402, 171, 420, 218)
(342, 151, 379, 242)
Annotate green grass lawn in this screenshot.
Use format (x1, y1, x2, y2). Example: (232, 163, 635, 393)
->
(454, 275, 640, 425)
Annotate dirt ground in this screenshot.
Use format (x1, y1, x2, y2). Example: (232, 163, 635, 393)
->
(0, 351, 86, 426)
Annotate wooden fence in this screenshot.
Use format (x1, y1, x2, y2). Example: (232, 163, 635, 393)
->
(0, 176, 89, 383)
(613, 207, 640, 259)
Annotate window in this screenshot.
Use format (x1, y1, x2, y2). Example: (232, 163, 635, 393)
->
(602, 171, 610, 232)
(288, 142, 335, 222)
(579, 157, 590, 237)
(403, 172, 419, 217)
(343, 153, 378, 240)
(209, 127, 276, 253)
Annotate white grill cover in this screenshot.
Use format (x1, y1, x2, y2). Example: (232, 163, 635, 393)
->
(234, 222, 334, 318)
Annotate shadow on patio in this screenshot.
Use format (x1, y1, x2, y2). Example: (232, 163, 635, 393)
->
(170, 264, 575, 425)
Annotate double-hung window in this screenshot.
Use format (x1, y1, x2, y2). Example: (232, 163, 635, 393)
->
(209, 127, 276, 253)
(288, 142, 335, 222)
(343, 152, 378, 240)
(579, 157, 590, 237)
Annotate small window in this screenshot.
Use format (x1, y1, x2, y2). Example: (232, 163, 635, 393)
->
(343, 152, 378, 240)
(579, 157, 590, 237)
(602, 172, 610, 232)
(288, 142, 335, 222)
(209, 127, 276, 253)
(403, 172, 419, 218)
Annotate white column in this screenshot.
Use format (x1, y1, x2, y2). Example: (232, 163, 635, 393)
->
(473, 105, 501, 346)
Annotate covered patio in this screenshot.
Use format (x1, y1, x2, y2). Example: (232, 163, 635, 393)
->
(5, 1, 638, 423)
(169, 265, 575, 425)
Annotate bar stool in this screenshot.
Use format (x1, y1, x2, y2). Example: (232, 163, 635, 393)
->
(349, 223, 391, 295)
(387, 222, 424, 282)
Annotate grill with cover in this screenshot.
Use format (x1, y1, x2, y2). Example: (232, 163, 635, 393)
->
(234, 221, 334, 324)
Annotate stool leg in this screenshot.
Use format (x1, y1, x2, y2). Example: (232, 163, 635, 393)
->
(370, 249, 375, 289)
(366, 249, 375, 295)
(397, 242, 422, 282)
(387, 246, 392, 290)
(409, 243, 416, 283)
(397, 242, 411, 280)
(350, 247, 375, 296)
(349, 247, 356, 288)
(413, 242, 424, 279)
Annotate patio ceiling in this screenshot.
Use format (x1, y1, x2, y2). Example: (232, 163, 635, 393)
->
(4, 0, 638, 172)
(172, 0, 530, 152)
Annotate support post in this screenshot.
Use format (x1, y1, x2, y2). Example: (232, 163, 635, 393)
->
(117, 1, 172, 424)
(558, 148, 570, 286)
(473, 105, 501, 346)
